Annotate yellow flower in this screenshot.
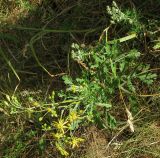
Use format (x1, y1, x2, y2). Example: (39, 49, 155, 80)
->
(32, 101, 39, 107)
(70, 137, 84, 149)
(71, 85, 77, 93)
(53, 132, 64, 140)
(53, 119, 68, 133)
(47, 108, 57, 117)
(67, 85, 83, 93)
(79, 110, 84, 114)
(39, 117, 43, 122)
(47, 108, 52, 112)
(69, 111, 80, 122)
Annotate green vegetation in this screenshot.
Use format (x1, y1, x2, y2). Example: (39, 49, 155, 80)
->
(0, 0, 160, 157)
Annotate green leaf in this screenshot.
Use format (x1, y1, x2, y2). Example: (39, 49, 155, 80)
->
(127, 77, 136, 92)
(153, 42, 160, 49)
(110, 58, 117, 78)
(97, 103, 112, 108)
(107, 114, 116, 129)
(62, 75, 73, 85)
(38, 138, 45, 151)
(138, 73, 157, 85)
(119, 62, 125, 72)
(127, 49, 141, 59)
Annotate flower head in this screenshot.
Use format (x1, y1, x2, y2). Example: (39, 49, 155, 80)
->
(69, 111, 80, 123)
(53, 119, 68, 133)
(70, 137, 84, 148)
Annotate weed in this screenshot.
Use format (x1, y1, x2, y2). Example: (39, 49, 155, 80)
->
(0, 0, 159, 157)
(64, 39, 156, 127)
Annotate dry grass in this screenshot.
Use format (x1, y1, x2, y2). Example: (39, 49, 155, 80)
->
(0, 0, 40, 24)
(78, 121, 160, 158)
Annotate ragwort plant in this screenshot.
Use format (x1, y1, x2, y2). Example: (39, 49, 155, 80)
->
(62, 41, 156, 130)
(58, 1, 156, 132)
(1, 2, 157, 157)
(1, 91, 85, 157)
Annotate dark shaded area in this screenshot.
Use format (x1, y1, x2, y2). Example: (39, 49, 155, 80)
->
(0, 0, 110, 93)
(0, 0, 160, 94)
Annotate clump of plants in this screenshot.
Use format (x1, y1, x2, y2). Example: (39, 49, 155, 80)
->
(107, 1, 143, 34)
(1, 36, 157, 156)
(0, 1, 158, 157)
(1, 91, 85, 157)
